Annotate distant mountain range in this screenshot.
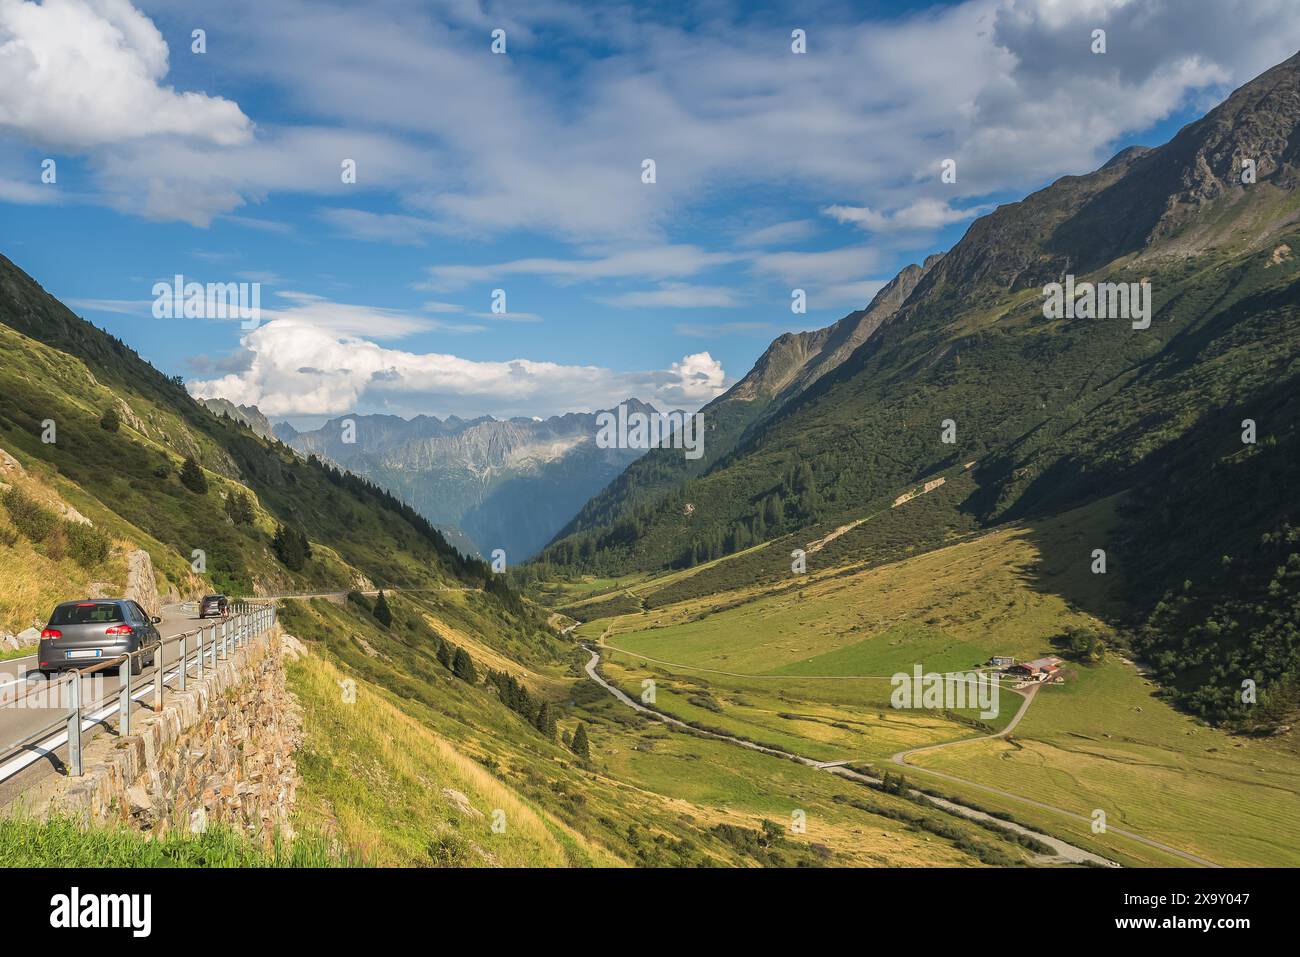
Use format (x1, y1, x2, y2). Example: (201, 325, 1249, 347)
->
(273, 400, 661, 561)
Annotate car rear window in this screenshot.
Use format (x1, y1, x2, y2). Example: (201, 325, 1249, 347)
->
(50, 602, 124, 625)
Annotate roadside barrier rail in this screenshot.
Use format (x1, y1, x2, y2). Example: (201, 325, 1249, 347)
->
(0, 601, 277, 778)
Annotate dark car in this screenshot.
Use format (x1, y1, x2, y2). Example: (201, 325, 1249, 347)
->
(199, 594, 229, 618)
(36, 599, 160, 676)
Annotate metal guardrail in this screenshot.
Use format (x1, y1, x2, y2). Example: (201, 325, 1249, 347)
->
(0, 602, 277, 778)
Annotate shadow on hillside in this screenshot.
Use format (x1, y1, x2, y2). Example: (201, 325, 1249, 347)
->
(991, 372, 1299, 641)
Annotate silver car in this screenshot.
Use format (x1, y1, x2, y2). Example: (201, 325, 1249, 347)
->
(36, 599, 160, 676)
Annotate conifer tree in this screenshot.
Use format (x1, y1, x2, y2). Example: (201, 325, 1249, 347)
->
(373, 589, 393, 627)
(571, 722, 591, 760)
(179, 457, 208, 494)
(535, 702, 556, 740)
(452, 646, 477, 683)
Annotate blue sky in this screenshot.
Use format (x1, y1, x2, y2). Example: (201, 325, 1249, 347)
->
(2, 0, 1299, 426)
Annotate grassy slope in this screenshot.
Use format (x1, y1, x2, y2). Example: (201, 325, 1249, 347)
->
(289, 647, 615, 867)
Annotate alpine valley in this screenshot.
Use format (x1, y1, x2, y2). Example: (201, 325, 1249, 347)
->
(1, 36, 1298, 875)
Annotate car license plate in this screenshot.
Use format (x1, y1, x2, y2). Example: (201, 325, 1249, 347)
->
(66, 649, 102, 660)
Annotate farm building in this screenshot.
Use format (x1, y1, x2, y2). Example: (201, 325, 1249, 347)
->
(988, 656, 1016, 668)
(1010, 656, 1064, 681)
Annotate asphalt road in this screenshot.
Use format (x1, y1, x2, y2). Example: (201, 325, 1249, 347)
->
(0, 603, 229, 807)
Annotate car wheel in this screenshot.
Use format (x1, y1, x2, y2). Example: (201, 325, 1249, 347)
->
(130, 655, 143, 677)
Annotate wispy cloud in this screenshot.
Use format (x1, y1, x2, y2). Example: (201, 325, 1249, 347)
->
(823, 199, 996, 233)
(674, 322, 774, 338)
(751, 247, 882, 286)
(319, 208, 440, 245)
(466, 311, 544, 323)
(66, 298, 153, 317)
(735, 220, 818, 248)
(422, 245, 741, 291)
(597, 283, 740, 309)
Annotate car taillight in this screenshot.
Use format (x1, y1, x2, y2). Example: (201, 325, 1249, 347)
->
(41, 629, 61, 639)
(105, 625, 133, 636)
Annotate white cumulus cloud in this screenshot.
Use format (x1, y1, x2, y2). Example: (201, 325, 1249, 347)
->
(186, 311, 730, 419)
(0, 0, 251, 149)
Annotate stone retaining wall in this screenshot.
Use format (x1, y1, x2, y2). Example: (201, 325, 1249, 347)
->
(42, 626, 300, 842)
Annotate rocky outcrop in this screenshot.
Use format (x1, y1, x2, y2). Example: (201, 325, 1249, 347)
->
(1, 444, 93, 527)
(1, 627, 41, 652)
(59, 503, 91, 526)
(199, 398, 277, 440)
(0, 446, 23, 481)
(124, 549, 161, 618)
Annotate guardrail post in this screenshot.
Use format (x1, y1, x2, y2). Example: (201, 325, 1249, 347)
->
(178, 634, 187, 691)
(66, 674, 83, 777)
(119, 657, 132, 735)
(152, 645, 163, 713)
(221, 619, 228, 660)
(197, 626, 205, 679)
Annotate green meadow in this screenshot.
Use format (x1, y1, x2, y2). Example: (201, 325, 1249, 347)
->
(565, 496, 1300, 867)
(907, 657, 1300, 867)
